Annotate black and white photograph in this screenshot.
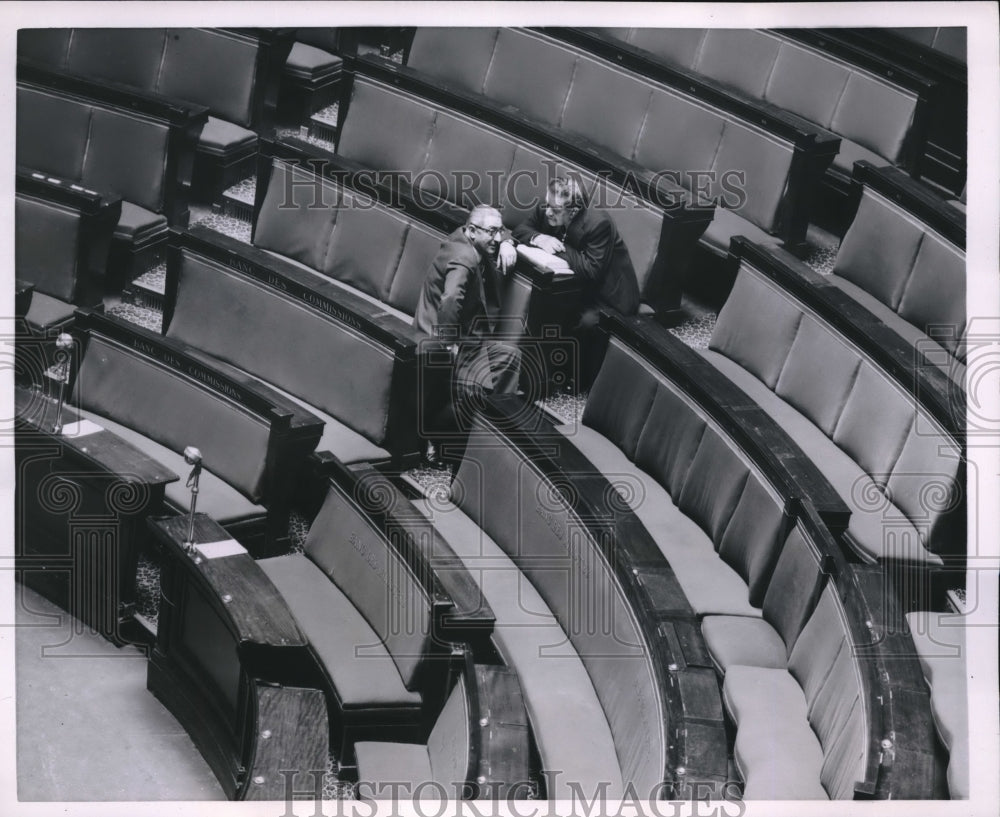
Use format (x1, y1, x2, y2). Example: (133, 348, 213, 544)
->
(2, 2, 998, 815)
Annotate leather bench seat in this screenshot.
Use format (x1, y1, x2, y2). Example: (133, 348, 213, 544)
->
(722, 585, 866, 799)
(701, 524, 827, 674)
(405, 29, 797, 253)
(284, 41, 343, 83)
(242, 376, 391, 465)
(553, 337, 791, 618)
(74, 407, 265, 525)
(699, 206, 780, 255)
(254, 159, 446, 323)
(904, 610, 968, 798)
(703, 263, 962, 564)
(412, 494, 625, 798)
(259, 481, 433, 716)
(257, 554, 422, 710)
(603, 28, 920, 172)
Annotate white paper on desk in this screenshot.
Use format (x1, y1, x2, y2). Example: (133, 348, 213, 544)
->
(196, 539, 247, 560)
(60, 419, 104, 438)
(516, 245, 574, 275)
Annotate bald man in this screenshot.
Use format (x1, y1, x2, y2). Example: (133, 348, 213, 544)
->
(414, 206, 521, 460)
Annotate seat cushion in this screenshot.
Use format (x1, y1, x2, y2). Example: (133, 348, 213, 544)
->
(113, 201, 168, 244)
(702, 617, 787, 674)
(412, 495, 624, 798)
(25, 291, 77, 334)
(699, 200, 781, 255)
(555, 424, 760, 618)
(74, 408, 264, 525)
(355, 741, 432, 797)
(197, 116, 257, 156)
(258, 553, 422, 710)
(284, 41, 343, 81)
(724, 664, 828, 800)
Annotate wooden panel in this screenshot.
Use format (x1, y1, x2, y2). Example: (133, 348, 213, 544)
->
(473, 664, 531, 798)
(242, 684, 329, 801)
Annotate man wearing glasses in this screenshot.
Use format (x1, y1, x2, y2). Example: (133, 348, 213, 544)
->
(513, 176, 640, 389)
(414, 205, 521, 463)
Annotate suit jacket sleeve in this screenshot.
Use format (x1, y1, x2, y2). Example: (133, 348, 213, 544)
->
(436, 257, 474, 329)
(560, 216, 614, 284)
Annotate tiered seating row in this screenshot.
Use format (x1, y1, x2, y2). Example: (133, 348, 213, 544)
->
(164, 224, 441, 465)
(17, 64, 206, 282)
(585, 27, 934, 186)
(68, 310, 324, 556)
(18, 28, 295, 199)
(149, 460, 528, 797)
(405, 27, 841, 255)
(335, 60, 714, 314)
(703, 239, 964, 567)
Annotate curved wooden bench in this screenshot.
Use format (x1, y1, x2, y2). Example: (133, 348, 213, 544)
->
(407, 27, 839, 256)
(334, 59, 715, 316)
(68, 310, 323, 556)
(164, 224, 440, 466)
(18, 28, 294, 200)
(701, 238, 964, 572)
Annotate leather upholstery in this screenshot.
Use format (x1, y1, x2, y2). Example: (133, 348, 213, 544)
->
(15, 195, 82, 302)
(717, 476, 786, 606)
(830, 73, 916, 164)
(698, 30, 781, 98)
(284, 42, 343, 81)
(66, 28, 165, 89)
(17, 87, 91, 182)
(897, 235, 966, 355)
(197, 117, 256, 153)
(582, 341, 659, 459)
(407, 28, 499, 96)
(258, 552, 422, 708)
(304, 485, 432, 690)
(387, 222, 446, 316)
(73, 336, 271, 502)
(678, 430, 752, 544)
(413, 494, 625, 798)
(167, 250, 396, 446)
(486, 30, 576, 127)
(113, 202, 167, 243)
(710, 271, 803, 389)
(765, 43, 849, 128)
(634, 383, 708, 500)
(85, 108, 170, 213)
(634, 91, 726, 183)
(419, 114, 516, 208)
(324, 204, 409, 302)
(426, 679, 471, 790)
(25, 292, 77, 334)
(624, 28, 706, 69)
(17, 29, 72, 66)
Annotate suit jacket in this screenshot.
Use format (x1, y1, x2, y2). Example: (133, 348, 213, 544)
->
(413, 227, 503, 338)
(511, 204, 640, 316)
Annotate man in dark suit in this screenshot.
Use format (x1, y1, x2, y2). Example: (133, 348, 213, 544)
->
(414, 205, 520, 462)
(512, 177, 640, 389)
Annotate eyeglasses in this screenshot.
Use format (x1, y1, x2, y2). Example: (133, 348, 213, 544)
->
(469, 224, 505, 239)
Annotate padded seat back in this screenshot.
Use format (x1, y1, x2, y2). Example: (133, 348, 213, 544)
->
(834, 187, 966, 355)
(166, 248, 397, 445)
(17, 85, 169, 213)
(29, 28, 267, 128)
(65, 28, 166, 89)
(787, 585, 866, 799)
(253, 159, 448, 319)
(304, 480, 434, 690)
(585, 338, 789, 604)
(73, 334, 271, 501)
(604, 28, 707, 70)
(758, 525, 827, 656)
(453, 422, 665, 793)
(338, 77, 666, 292)
(427, 677, 471, 787)
(15, 195, 85, 302)
(710, 262, 963, 556)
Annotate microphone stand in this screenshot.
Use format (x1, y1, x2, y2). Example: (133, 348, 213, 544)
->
(51, 333, 74, 435)
(182, 446, 203, 553)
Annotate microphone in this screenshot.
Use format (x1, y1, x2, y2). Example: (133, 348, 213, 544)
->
(183, 446, 203, 552)
(52, 333, 74, 435)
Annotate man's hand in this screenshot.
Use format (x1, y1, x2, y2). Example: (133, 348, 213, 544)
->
(498, 240, 516, 273)
(531, 233, 565, 254)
